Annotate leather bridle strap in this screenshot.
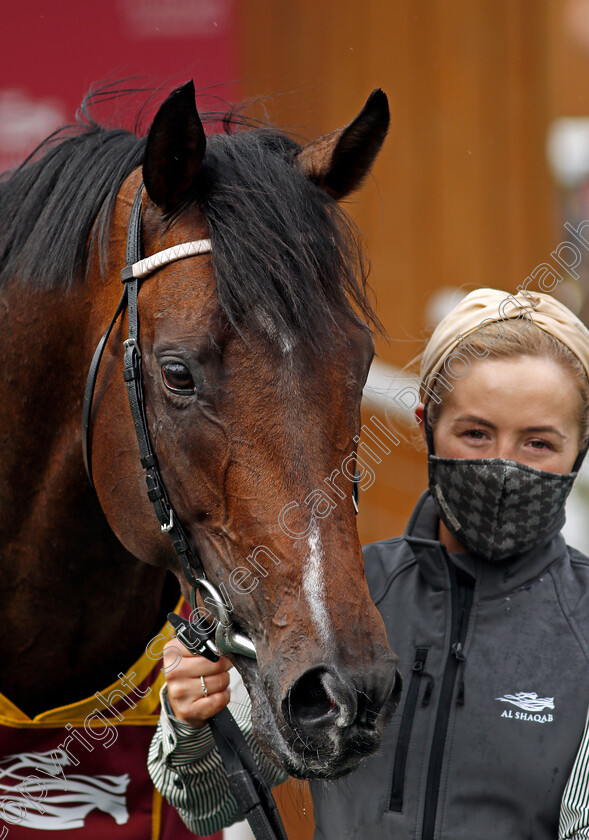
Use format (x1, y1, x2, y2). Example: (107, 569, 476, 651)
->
(80, 182, 298, 840)
(121, 184, 286, 840)
(81, 183, 258, 659)
(81, 184, 211, 590)
(120, 185, 207, 589)
(82, 287, 127, 485)
(208, 709, 289, 840)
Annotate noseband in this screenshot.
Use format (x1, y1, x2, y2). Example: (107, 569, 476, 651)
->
(82, 183, 256, 660)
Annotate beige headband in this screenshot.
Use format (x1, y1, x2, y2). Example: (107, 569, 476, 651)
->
(419, 287, 589, 401)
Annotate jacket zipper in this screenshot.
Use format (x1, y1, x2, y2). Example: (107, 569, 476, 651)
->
(388, 647, 431, 812)
(421, 560, 474, 840)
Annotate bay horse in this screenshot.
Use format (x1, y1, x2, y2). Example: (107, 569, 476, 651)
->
(0, 81, 400, 781)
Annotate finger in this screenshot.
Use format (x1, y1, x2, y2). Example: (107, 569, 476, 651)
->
(163, 641, 232, 676)
(163, 638, 232, 670)
(161, 640, 190, 675)
(164, 636, 233, 670)
(167, 671, 231, 707)
(169, 657, 232, 681)
(176, 689, 232, 727)
(198, 671, 231, 698)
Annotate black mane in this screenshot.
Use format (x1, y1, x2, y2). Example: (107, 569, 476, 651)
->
(0, 91, 382, 346)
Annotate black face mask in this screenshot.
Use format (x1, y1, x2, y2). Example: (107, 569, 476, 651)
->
(424, 407, 586, 562)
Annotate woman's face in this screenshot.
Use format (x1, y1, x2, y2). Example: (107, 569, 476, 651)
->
(421, 356, 583, 474)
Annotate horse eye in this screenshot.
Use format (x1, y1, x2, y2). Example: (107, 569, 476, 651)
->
(161, 362, 196, 395)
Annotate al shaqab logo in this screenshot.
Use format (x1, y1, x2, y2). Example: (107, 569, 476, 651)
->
(496, 691, 555, 723)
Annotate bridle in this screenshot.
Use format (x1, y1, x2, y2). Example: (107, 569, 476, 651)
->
(82, 184, 289, 840)
(82, 181, 361, 665)
(82, 183, 256, 661)
(81, 180, 363, 840)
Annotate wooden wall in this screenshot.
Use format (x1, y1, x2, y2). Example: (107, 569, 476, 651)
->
(236, 1, 589, 836)
(238, 0, 560, 540)
(548, 0, 589, 116)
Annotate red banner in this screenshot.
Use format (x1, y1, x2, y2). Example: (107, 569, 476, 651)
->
(0, 0, 238, 171)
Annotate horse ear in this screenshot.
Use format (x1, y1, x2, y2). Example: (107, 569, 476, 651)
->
(143, 81, 206, 212)
(295, 89, 389, 200)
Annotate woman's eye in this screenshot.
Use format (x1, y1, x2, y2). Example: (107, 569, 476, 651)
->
(529, 439, 551, 451)
(464, 428, 486, 440)
(161, 362, 196, 395)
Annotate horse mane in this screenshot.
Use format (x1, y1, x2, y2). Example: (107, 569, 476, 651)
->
(0, 87, 383, 346)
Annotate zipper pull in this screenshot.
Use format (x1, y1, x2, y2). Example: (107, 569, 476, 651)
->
(452, 645, 467, 706)
(411, 649, 435, 706)
(412, 648, 428, 671)
(421, 673, 435, 706)
(451, 641, 467, 662)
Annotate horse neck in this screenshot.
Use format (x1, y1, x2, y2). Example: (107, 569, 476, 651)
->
(0, 277, 175, 717)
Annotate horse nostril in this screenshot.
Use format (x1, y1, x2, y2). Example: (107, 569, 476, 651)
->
(283, 667, 357, 730)
(287, 668, 332, 724)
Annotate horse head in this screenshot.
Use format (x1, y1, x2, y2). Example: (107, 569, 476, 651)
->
(89, 82, 401, 779)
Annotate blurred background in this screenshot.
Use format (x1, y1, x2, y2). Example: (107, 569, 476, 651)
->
(3, 1, 589, 837)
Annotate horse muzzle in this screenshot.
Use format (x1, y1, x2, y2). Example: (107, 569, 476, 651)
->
(255, 655, 402, 779)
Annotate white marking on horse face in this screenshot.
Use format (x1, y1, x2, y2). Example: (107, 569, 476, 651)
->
(278, 333, 295, 355)
(303, 523, 331, 643)
(254, 308, 295, 355)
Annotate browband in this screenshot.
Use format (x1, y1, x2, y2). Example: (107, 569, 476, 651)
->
(82, 191, 212, 486)
(121, 238, 212, 281)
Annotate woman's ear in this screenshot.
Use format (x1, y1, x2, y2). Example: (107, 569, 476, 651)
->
(415, 402, 427, 446)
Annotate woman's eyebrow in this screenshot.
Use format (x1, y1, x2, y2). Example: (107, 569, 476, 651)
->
(454, 415, 496, 428)
(454, 414, 567, 440)
(522, 425, 566, 439)
(453, 417, 566, 439)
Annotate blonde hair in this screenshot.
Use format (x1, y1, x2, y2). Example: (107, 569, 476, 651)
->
(425, 321, 589, 447)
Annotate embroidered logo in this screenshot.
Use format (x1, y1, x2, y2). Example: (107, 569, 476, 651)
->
(496, 692, 555, 723)
(496, 692, 554, 712)
(0, 748, 130, 829)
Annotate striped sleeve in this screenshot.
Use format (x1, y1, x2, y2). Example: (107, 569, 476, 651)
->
(560, 707, 589, 839)
(147, 672, 288, 836)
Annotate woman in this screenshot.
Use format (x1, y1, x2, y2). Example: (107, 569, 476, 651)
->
(148, 287, 589, 840)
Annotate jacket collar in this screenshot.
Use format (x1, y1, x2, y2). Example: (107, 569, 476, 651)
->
(404, 490, 568, 598)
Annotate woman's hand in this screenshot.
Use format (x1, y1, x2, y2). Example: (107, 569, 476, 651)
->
(163, 638, 232, 728)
